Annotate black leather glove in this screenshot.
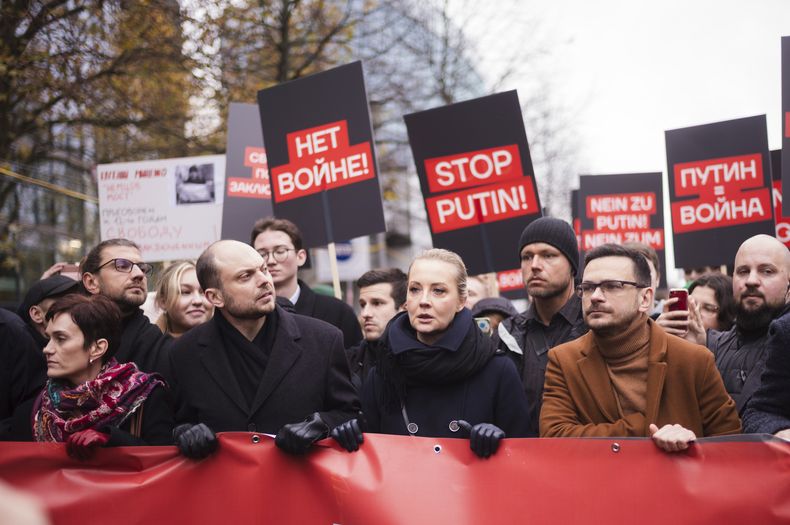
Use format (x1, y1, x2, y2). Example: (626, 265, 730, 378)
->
(174, 423, 218, 460)
(457, 420, 505, 459)
(275, 412, 329, 455)
(330, 419, 364, 452)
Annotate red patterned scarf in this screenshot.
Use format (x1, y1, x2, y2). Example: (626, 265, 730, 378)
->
(33, 358, 164, 442)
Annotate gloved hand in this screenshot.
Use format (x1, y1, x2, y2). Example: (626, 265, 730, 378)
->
(66, 429, 110, 461)
(330, 419, 364, 452)
(275, 412, 329, 455)
(174, 423, 218, 460)
(457, 420, 505, 459)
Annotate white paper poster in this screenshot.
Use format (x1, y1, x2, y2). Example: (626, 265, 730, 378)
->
(97, 155, 226, 261)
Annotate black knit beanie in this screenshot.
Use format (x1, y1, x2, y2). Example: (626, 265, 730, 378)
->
(518, 217, 579, 275)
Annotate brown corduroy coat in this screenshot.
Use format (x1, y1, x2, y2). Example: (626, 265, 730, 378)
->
(540, 320, 741, 438)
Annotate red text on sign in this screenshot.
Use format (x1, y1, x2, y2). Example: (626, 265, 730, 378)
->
(772, 180, 790, 247)
(227, 147, 271, 199)
(582, 191, 663, 251)
(271, 120, 375, 202)
(425, 145, 523, 193)
(426, 179, 538, 233)
(497, 268, 523, 292)
(670, 153, 770, 233)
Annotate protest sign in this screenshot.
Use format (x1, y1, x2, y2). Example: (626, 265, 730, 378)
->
(1, 434, 788, 524)
(579, 173, 666, 286)
(665, 115, 774, 269)
(257, 61, 386, 249)
(571, 188, 581, 248)
(221, 102, 272, 243)
(97, 155, 225, 261)
(782, 37, 790, 202)
(771, 150, 790, 247)
(496, 268, 525, 300)
(405, 91, 541, 275)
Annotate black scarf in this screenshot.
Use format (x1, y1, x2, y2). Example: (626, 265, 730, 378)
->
(376, 309, 496, 412)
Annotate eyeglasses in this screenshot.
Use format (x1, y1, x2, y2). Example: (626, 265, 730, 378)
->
(257, 246, 296, 263)
(576, 280, 647, 298)
(94, 258, 153, 276)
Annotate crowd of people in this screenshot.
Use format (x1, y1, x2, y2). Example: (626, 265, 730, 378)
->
(1, 215, 789, 463)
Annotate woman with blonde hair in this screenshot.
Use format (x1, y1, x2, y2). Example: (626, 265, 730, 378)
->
(331, 249, 531, 457)
(155, 261, 213, 337)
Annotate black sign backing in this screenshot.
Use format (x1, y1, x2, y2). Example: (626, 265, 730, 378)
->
(221, 102, 273, 243)
(665, 115, 774, 268)
(404, 91, 541, 275)
(257, 61, 386, 248)
(578, 173, 666, 288)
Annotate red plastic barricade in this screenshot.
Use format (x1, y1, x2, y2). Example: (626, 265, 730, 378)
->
(1, 433, 788, 524)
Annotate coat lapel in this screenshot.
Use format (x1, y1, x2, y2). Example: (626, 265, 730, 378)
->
(644, 320, 668, 427)
(198, 320, 250, 414)
(294, 279, 316, 316)
(249, 308, 302, 416)
(577, 341, 621, 422)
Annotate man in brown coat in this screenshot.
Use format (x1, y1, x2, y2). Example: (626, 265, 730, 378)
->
(540, 244, 741, 452)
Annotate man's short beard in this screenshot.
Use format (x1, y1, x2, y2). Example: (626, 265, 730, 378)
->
(736, 302, 785, 333)
(528, 277, 573, 300)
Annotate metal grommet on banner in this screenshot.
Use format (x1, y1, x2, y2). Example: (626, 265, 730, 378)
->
(251, 434, 261, 444)
(611, 442, 620, 453)
(448, 420, 460, 433)
(433, 444, 442, 454)
(407, 422, 419, 435)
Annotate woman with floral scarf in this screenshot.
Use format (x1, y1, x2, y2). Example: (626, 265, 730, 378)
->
(27, 293, 173, 459)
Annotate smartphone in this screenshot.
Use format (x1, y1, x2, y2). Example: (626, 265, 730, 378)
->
(668, 288, 688, 312)
(475, 317, 492, 336)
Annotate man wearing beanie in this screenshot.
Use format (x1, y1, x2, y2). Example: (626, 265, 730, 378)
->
(493, 216, 587, 436)
(540, 244, 740, 450)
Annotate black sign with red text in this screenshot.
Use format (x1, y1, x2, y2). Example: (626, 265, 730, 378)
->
(770, 149, 790, 248)
(665, 116, 774, 268)
(496, 268, 526, 301)
(257, 61, 385, 248)
(783, 37, 790, 203)
(571, 189, 581, 251)
(579, 173, 666, 287)
(221, 102, 273, 242)
(404, 91, 541, 275)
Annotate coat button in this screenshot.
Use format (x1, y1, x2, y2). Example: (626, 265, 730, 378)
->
(247, 423, 256, 432)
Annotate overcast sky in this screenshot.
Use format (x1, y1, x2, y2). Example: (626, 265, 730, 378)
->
(508, 0, 789, 173)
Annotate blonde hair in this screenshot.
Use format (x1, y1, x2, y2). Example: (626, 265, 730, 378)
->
(409, 248, 468, 299)
(155, 261, 197, 334)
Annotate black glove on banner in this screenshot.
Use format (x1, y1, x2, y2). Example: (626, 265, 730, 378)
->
(457, 420, 505, 459)
(330, 419, 364, 452)
(275, 412, 329, 455)
(174, 423, 218, 459)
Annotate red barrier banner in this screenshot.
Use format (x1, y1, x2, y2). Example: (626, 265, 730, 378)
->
(1, 434, 788, 524)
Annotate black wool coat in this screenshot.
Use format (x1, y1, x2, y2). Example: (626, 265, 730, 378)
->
(362, 314, 533, 439)
(294, 279, 362, 349)
(170, 305, 360, 433)
(116, 309, 173, 379)
(0, 309, 46, 439)
(742, 311, 790, 434)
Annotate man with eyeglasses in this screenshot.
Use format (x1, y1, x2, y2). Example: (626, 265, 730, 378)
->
(540, 244, 740, 452)
(493, 217, 588, 436)
(250, 217, 362, 348)
(81, 239, 171, 376)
